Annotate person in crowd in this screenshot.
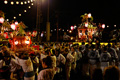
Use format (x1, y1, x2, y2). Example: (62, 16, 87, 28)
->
(75, 45, 82, 73)
(29, 51, 39, 80)
(65, 46, 75, 80)
(92, 68, 103, 80)
(0, 52, 5, 68)
(100, 46, 111, 71)
(12, 49, 35, 80)
(56, 49, 66, 71)
(107, 43, 118, 65)
(103, 66, 119, 80)
(81, 44, 90, 77)
(38, 56, 56, 80)
(81, 42, 86, 53)
(88, 44, 100, 78)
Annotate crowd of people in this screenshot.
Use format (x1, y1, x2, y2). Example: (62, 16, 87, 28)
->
(0, 41, 120, 80)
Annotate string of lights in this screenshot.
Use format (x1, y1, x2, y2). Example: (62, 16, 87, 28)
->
(5, 2, 34, 21)
(4, 0, 35, 5)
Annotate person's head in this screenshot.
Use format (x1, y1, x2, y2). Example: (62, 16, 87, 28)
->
(1, 46, 8, 52)
(42, 56, 52, 68)
(20, 52, 29, 60)
(92, 68, 103, 80)
(78, 46, 82, 51)
(103, 66, 119, 80)
(91, 44, 95, 49)
(103, 46, 108, 52)
(108, 43, 111, 48)
(70, 46, 75, 52)
(82, 42, 85, 45)
(45, 49, 51, 56)
(29, 51, 36, 59)
(55, 49, 60, 57)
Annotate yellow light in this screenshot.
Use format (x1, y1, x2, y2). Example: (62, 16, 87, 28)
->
(31, 0, 33, 2)
(24, 1, 27, 4)
(69, 30, 72, 33)
(16, 1, 19, 4)
(4, 0, 8, 4)
(13, 17, 16, 19)
(24, 10, 27, 12)
(31, 3, 34, 5)
(28, 6, 31, 8)
(21, 2, 23, 5)
(71, 37, 73, 40)
(19, 14, 21, 16)
(28, 1, 30, 3)
(11, 1, 14, 5)
(6, 19, 9, 22)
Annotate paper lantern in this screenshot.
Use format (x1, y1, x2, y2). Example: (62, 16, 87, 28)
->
(11, 24, 16, 30)
(0, 17, 4, 23)
(32, 31, 37, 37)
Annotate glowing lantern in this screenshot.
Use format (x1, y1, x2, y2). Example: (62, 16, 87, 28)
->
(74, 25, 77, 29)
(0, 17, 4, 23)
(11, 1, 14, 5)
(15, 21, 18, 25)
(88, 13, 91, 18)
(24, 1, 27, 4)
(71, 26, 74, 30)
(6, 19, 9, 22)
(85, 22, 88, 27)
(11, 24, 16, 30)
(19, 14, 21, 16)
(31, 3, 33, 5)
(24, 10, 27, 12)
(21, 2, 23, 5)
(32, 31, 37, 37)
(28, 6, 31, 8)
(28, 1, 30, 3)
(16, 1, 19, 4)
(4, 0, 8, 4)
(69, 30, 72, 33)
(25, 40, 30, 44)
(41, 32, 43, 37)
(14, 41, 18, 45)
(102, 24, 105, 28)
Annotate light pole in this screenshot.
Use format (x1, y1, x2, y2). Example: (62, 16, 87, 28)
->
(36, 0, 42, 42)
(46, 0, 50, 42)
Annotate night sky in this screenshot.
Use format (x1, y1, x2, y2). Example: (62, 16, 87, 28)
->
(0, 0, 120, 31)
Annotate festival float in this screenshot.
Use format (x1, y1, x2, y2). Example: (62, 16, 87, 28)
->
(0, 10, 9, 44)
(77, 13, 98, 42)
(0, 10, 38, 50)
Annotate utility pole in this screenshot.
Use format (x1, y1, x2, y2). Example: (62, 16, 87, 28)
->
(36, 0, 42, 42)
(46, 0, 50, 42)
(56, 14, 59, 42)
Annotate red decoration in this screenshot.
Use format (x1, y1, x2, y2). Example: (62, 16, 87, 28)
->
(4, 32, 8, 39)
(33, 45, 39, 50)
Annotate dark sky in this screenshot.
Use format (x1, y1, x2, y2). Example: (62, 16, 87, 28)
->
(0, 0, 120, 31)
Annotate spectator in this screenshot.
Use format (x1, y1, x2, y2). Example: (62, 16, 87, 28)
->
(92, 68, 103, 80)
(103, 66, 119, 80)
(38, 56, 56, 80)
